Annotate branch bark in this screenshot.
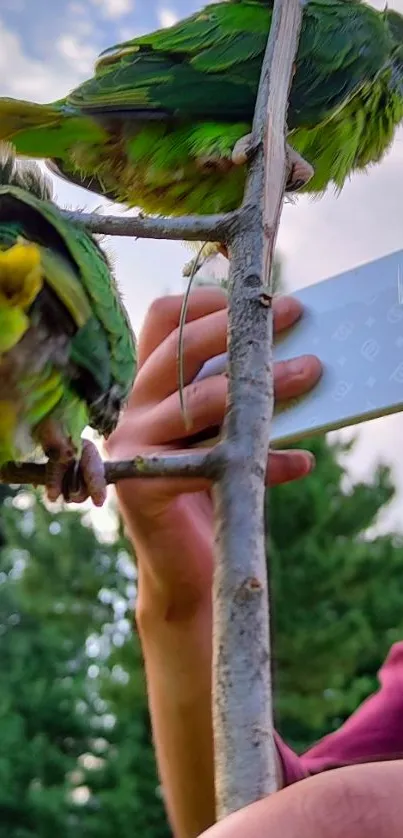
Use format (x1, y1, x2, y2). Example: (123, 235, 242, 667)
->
(0, 450, 221, 487)
(212, 0, 304, 820)
(63, 209, 238, 241)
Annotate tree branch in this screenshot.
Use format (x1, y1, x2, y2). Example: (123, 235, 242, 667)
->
(212, 0, 305, 820)
(0, 450, 221, 488)
(63, 209, 238, 242)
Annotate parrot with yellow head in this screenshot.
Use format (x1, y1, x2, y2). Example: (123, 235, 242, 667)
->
(0, 145, 136, 506)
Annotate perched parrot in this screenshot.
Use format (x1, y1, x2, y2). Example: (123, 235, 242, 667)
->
(0, 144, 136, 507)
(0, 0, 402, 219)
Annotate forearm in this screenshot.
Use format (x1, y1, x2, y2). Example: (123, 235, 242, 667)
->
(137, 594, 216, 838)
(117, 487, 217, 837)
(117, 487, 285, 837)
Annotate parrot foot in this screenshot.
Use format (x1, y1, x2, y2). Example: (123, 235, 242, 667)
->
(231, 133, 258, 166)
(45, 439, 107, 508)
(285, 145, 314, 192)
(196, 154, 233, 173)
(231, 135, 314, 193)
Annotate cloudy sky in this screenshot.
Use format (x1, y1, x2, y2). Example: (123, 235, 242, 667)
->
(2, 0, 403, 533)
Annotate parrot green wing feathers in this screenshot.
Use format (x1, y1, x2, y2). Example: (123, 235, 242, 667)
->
(0, 168, 136, 418)
(1, 0, 403, 215)
(94, 0, 271, 96)
(0, 145, 136, 505)
(288, 0, 393, 125)
(65, 227, 136, 412)
(77, 0, 391, 127)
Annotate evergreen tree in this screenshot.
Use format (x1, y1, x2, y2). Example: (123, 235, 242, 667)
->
(0, 432, 402, 833)
(0, 491, 169, 837)
(270, 435, 403, 753)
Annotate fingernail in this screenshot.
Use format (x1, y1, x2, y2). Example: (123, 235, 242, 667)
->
(278, 295, 301, 313)
(287, 357, 307, 376)
(303, 452, 316, 473)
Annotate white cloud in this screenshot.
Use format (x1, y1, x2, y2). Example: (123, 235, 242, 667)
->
(0, 20, 69, 101)
(157, 7, 178, 28)
(56, 34, 98, 75)
(90, 0, 133, 19)
(68, 2, 88, 14)
(0, 18, 98, 101)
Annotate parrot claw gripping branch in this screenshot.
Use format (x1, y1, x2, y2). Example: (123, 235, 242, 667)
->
(3, 0, 403, 824)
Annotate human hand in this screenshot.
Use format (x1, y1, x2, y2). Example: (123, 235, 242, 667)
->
(108, 287, 322, 502)
(106, 288, 322, 609)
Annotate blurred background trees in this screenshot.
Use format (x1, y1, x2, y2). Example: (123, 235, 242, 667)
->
(1, 428, 402, 835)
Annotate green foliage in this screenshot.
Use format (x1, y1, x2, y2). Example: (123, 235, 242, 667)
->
(0, 491, 170, 837)
(270, 434, 403, 753)
(1, 425, 403, 833)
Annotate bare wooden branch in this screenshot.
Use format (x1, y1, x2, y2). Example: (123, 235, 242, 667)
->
(0, 450, 221, 488)
(212, 0, 305, 819)
(63, 208, 238, 242)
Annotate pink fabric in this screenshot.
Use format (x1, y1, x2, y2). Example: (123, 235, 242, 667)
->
(276, 642, 403, 787)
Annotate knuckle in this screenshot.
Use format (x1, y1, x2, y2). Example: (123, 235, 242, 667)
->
(165, 322, 203, 373)
(169, 322, 195, 361)
(184, 382, 205, 420)
(184, 379, 222, 428)
(105, 416, 139, 456)
(143, 295, 180, 334)
(164, 326, 182, 366)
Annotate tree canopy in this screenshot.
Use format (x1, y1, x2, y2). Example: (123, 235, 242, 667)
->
(0, 428, 402, 834)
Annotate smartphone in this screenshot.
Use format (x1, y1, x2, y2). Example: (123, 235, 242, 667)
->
(187, 248, 403, 448)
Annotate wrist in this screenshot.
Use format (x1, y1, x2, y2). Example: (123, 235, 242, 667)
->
(118, 492, 215, 621)
(136, 589, 213, 698)
(135, 556, 212, 626)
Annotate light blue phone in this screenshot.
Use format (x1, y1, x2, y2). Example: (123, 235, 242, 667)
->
(190, 248, 403, 448)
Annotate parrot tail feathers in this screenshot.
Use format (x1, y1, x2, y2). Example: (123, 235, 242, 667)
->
(0, 99, 100, 161)
(0, 98, 62, 143)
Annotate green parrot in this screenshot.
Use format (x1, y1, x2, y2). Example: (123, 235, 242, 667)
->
(0, 144, 136, 507)
(0, 0, 403, 218)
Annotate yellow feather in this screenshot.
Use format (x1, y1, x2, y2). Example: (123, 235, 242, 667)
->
(0, 308, 30, 353)
(0, 240, 43, 310)
(0, 400, 18, 464)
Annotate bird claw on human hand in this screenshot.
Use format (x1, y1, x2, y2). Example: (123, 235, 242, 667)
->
(45, 439, 107, 508)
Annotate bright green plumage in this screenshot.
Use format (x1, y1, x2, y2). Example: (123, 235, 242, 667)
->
(1, 0, 403, 214)
(0, 146, 136, 494)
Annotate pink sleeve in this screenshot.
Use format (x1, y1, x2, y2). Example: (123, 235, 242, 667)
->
(275, 643, 403, 787)
(274, 731, 308, 784)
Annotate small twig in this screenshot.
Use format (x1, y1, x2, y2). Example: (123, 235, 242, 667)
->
(178, 241, 210, 427)
(63, 209, 238, 242)
(0, 450, 222, 488)
(212, 0, 305, 820)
